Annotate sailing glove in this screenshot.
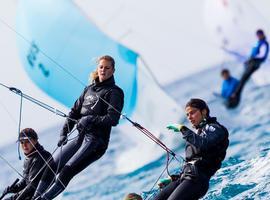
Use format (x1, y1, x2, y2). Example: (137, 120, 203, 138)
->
(57, 135, 68, 147)
(166, 124, 187, 132)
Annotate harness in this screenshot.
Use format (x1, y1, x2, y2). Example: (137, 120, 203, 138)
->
(182, 121, 229, 180)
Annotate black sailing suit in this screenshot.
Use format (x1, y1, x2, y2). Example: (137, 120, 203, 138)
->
(4, 143, 51, 200)
(34, 76, 124, 200)
(154, 117, 229, 200)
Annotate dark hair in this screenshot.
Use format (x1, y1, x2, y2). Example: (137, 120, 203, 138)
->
(221, 69, 230, 76)
(256, 29, 264, 36)
(124, 193, 143, 200)
(185, 98, 210, 117)
(98, 55, 115, 68)
(19, 128, 38, 141)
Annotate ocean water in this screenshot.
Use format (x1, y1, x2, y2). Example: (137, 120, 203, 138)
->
(1, 61, 270, 200)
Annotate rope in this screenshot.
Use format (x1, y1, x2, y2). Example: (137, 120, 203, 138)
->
(0, 17, 86, 88)
(17, 91, 23, 160)
(22, 133, 66, 189)
(94, 93, 185, 161)
(0, 99, 17, 125)
(0, 154, 23, 178)
(144, 157, 174, 200)
(14, 128, 77, 199)
(0, 15, 186, 195)
(0, 14, 182, 160)
(41, 117, 75, 195)
(0, 83, 77, 123)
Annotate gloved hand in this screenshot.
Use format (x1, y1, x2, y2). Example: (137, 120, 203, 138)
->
(169, 174, 180, 181)
(2, 184, 16, 194)
(77, 116, 94, 133)
(166, 124, 187, 132)
(2, 186, 11, 195)
(157, 177, 172, 188)
(57, 135, 67, 147)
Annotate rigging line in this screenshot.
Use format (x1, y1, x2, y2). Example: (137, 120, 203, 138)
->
(35, 142, 66, 198)
(0, 17, 86, 87)
(245, 0, 270, 27)
(14, 145, 59, 200)
(16, 128, 78, 200)
(166, 152, 171, 176)
(1, 15, 178, 158)
(24, 126, 78, 187)
(20, 133, 66, 189)
(141, 127, 178, 158)
(0, 82, 78, 123)
(73, 2, 166, 91)
(0, 154, 23, 178)
(95, 93, 180, 159)
(43, 144, 64, 195)
(17, 92, 23, 160)
(10, 85, 67, 118)
(139, 127, 176, 157)
(0, 99, 17, 125)
(15, 127, 78, 200)
(0, 9, 235, 99)
(22, 93, 67, 118)
(138, 56, 162, 88)
(144, 157, 174, 200)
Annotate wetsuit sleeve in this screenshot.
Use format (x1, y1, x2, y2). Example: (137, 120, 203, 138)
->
(10, 179, 27, 193)
(61, 87, 88, 136)
(16, 156, 49, 200)
(181, 125, 227, 152)
(86, 88, 124, 127)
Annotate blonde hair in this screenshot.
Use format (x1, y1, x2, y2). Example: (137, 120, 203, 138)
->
(89, 55, 115, 82)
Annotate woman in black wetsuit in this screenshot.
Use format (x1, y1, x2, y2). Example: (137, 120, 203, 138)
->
(33, 55, 124, 200)
(155, 98, 229, 200)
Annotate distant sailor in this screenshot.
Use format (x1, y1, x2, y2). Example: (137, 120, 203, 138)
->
(1, 128, 51, 200)
(229, 29, 269, 108)
(33, 55, 124, 200)
(220, 69, 239, 100)
(154, 98, 229, 200)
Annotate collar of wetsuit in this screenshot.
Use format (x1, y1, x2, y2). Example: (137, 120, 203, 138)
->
(196, 117, 217, 129)
(94, 76, 115, 87)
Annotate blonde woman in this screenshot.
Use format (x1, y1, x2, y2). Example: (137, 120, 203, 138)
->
(33, 55, 124, 200)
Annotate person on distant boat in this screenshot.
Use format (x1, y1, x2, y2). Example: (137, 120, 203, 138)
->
(229, 29, 269, 108)
(1, 128, 52, 200)
(123, 193, 143, 200)
(33, 55, 124, 200)
(220, 69, 239, 100)
(154, 98, 229, 200)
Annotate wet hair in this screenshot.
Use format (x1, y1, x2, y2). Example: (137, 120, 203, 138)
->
(90, 55, 115, 81)
(19, 128, 38, 141)
(256, 29, 264, 36)
(221, 68, 230, 76)
(185, 98, 210, 117)
(123, 193, 143, 200)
